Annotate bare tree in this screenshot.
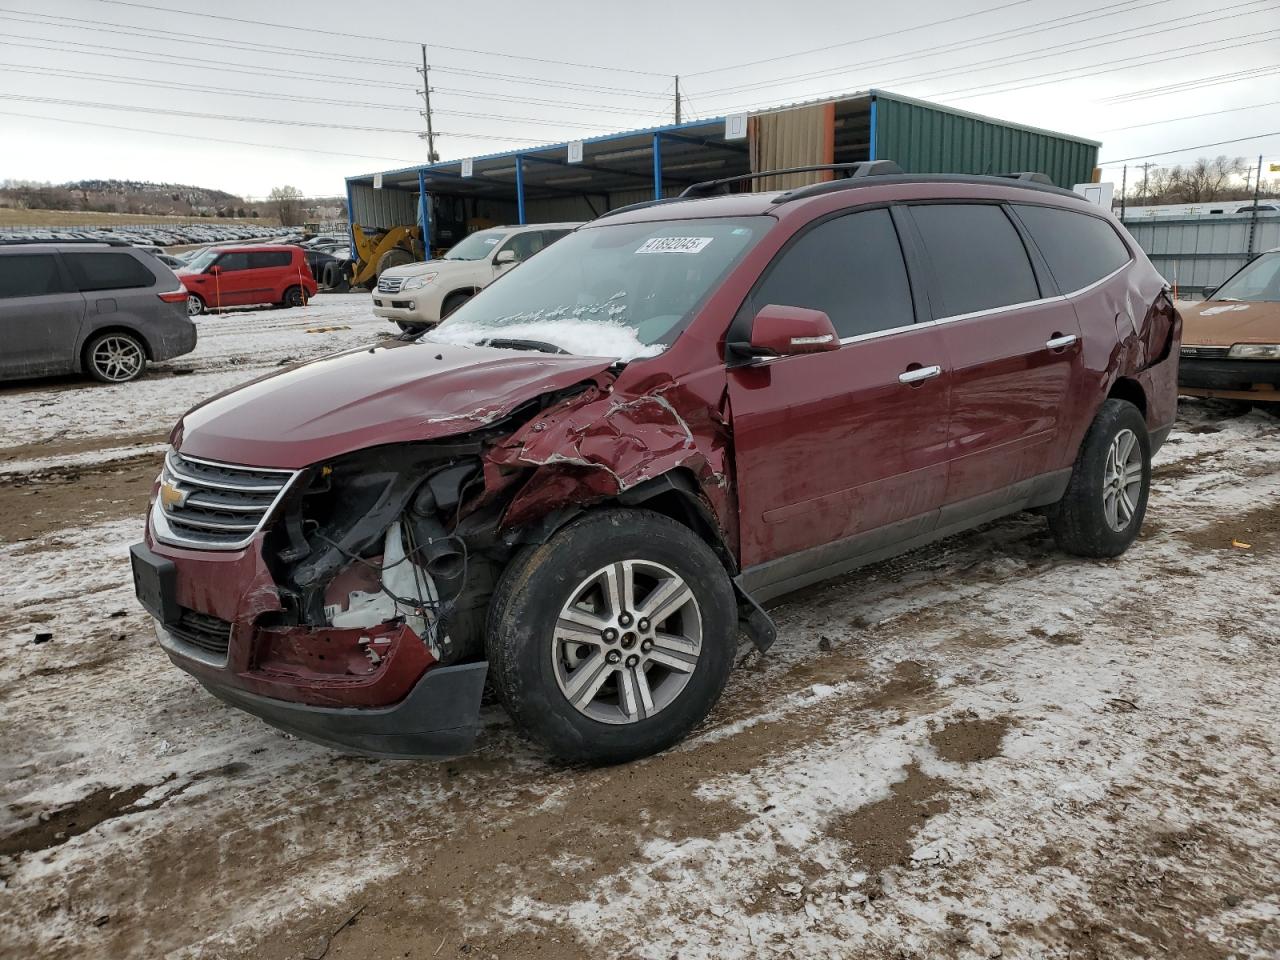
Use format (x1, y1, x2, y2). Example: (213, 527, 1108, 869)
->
(1170, 155, 1247, 202)
(269, 185, 305, 227)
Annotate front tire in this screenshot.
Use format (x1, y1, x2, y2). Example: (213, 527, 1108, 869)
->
(1048, 398, 1151, 557)
(486, 509, 737, 764)
(84, 331, 147, 384)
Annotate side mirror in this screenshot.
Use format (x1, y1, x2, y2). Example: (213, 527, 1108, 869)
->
(1201, 285, 1219, 300)
(494, 249, 516, 265)
(730, 305, 840, 361)
(208, 265, 221, 275)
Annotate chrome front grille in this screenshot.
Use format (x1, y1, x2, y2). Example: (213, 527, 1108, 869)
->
(377, 276, 405, 294)
(151, 450, 298, 550)
(1181, 345, 1231, 359)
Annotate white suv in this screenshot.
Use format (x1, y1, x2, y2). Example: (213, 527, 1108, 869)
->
(372, 222, 581, 330)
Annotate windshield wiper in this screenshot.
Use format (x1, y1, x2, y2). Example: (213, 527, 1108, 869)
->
(480, 337, 568, 355)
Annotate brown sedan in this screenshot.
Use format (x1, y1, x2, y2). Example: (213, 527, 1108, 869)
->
(1180, 248, 1280, 401)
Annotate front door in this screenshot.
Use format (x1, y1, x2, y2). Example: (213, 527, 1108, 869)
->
(727, 207, 952, 590)
(905, 202, 1082, 506)
(210, 251, 256, 306)
(0, 253, 86, 378)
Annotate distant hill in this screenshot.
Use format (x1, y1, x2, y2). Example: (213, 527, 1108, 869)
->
(0, 179, 260, 218)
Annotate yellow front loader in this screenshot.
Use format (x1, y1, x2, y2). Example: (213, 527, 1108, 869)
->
(349, 224, 425, 289)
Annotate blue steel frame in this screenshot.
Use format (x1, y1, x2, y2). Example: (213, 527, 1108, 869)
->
(652, 134, 663, 200)
(417, 169, 431, 251)
(868, 96, 878, 162)
(515, 155, 526, 225)
(344, 178, 356, 259)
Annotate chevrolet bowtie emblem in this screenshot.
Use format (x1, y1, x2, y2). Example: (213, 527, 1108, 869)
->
(159, 480, 188, 511)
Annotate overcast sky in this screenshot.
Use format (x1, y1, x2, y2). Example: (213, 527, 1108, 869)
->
(1, 0, 1278, 198)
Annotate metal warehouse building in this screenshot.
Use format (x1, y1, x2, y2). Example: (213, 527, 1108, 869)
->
(347, 88, 1101, 253)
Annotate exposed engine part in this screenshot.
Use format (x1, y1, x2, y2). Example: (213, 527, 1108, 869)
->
(323, 521, 444, 659)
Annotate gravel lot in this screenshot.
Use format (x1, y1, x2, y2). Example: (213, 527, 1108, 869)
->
(1, 296, 1277, 960)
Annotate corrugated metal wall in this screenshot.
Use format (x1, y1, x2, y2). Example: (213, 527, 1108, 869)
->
(873, 94, 1097, 187)
(750, 104, 835, 190)
(1121, 215, 1280, 292)
(349, 182, 419, 229)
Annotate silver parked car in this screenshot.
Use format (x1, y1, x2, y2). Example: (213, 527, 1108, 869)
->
(0, 241, 197, 383)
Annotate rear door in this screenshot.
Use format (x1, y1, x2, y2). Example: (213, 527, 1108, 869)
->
(905, 202, 1082, 507)
(0, 252, 86, 378)
(250, 249, 296, 301)
(727, 206, 952, 583)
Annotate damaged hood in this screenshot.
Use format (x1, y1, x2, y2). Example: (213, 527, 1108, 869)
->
(1181, 299, 1280, 346)
(174, 340, 614, 468)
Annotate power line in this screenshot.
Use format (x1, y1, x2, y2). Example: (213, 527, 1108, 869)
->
(0, 110, 425, 163)
(695, 4, 1277, 113)
(1102, 65, 1280, 103)
(1101, 100, 1280, 133)
(1099, 132, 1280, 164)
(0, 94, 558, 142)
(684, 0, 1039, 78)
(0, 65, 634, 130)
(693, 0, 1174, 97)
(89, 0, 671, 77)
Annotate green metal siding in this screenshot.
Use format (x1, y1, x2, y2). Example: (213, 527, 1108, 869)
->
(873, 94, 1098, 187)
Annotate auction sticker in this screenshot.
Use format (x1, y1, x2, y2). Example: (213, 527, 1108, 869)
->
(636, 237, 713, 254)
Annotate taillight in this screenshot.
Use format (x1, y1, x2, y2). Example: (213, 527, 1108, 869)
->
(157, 284, 188, 303)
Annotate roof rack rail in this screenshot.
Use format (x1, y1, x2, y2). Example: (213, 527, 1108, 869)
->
(592, 196, 689, 222)
(680, 161, 904, 198)
(999, 172, 1055, 185)
(0, 237, 133, 247)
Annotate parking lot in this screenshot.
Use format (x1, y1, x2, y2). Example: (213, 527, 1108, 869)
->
(0, 298, 1277, 960)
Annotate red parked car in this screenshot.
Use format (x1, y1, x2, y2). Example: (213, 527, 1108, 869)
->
(177, 244, 317, 316)
(131, 164, 1180, 763)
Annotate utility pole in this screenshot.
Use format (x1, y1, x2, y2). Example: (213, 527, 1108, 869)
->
(674, 75, 681, 125)
(1119, 164, 1127, 221)
(1247, 154, 1263, 258)
(417, 44, 438, 163)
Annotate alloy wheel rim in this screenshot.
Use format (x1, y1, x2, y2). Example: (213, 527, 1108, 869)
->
(92, 336, 143, 382)
(187, 295, 202, 316)
(1103, 428, 1143, 532)
(551, 560, 702, 725)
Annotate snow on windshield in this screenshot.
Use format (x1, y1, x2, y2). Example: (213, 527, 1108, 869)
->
(425, 293, 667, 361)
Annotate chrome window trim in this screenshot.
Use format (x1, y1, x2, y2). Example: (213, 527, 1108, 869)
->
(151, 451, 301, 552)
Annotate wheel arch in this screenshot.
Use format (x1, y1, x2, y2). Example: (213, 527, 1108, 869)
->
(80, 324, 155, 368)
(1107, 376, 1148, 419)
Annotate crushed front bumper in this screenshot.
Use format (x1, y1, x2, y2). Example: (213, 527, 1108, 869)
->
(132, 539, 488, 758)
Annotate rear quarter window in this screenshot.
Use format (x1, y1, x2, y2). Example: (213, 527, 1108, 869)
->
(63, 252, 157, 292)
(0, 254, 68, 299)
(1012, 204, 1132, 293)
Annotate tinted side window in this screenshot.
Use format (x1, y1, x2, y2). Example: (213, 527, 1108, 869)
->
(0, 254, 68, 299)
(500, 232, 545, 261)
(216, 252, 251, 272)
(1013, 204, 1131, 293)
(63, 252, 156, 292)
(541, 230, 572, 245)
(910, 204, 1039, 317)
(249, 250, 293, 269)
(748, 208, 915, 338)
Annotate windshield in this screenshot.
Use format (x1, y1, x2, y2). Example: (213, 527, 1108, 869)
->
(1214, 252, 1280, 302)
(425, 217, 769, 360)
(183, 248, 220, 272)
(443, 229, 508, 261)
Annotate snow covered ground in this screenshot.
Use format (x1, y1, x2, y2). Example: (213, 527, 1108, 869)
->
(0, 307, 1276, 960)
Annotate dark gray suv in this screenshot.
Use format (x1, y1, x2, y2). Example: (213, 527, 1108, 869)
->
(0, 241, 197, 383)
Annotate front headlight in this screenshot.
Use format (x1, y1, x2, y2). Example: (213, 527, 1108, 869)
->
(1228, 343, 1280, 359)
(402, 273, 437, 291)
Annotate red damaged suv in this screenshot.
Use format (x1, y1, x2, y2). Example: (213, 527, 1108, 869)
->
(131, 163, 1180, 763)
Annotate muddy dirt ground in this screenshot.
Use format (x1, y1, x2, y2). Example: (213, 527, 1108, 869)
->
(1, 299, 1277, 959)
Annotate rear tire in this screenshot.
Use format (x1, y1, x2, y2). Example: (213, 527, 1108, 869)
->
(84, 331, 147, 384)
(1048, 399, 1151, 558)
(375, 248, 414, 279)
(486, 509, 737, 765)
(186, 294, 205, 317)
(280, 285, 306, 308)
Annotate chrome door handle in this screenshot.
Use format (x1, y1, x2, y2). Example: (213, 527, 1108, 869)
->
(898, 364, 942, 384)
(1046, 334, 1078, 350)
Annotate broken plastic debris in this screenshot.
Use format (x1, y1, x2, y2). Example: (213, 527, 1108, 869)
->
(1231, 539, 1252, 549)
